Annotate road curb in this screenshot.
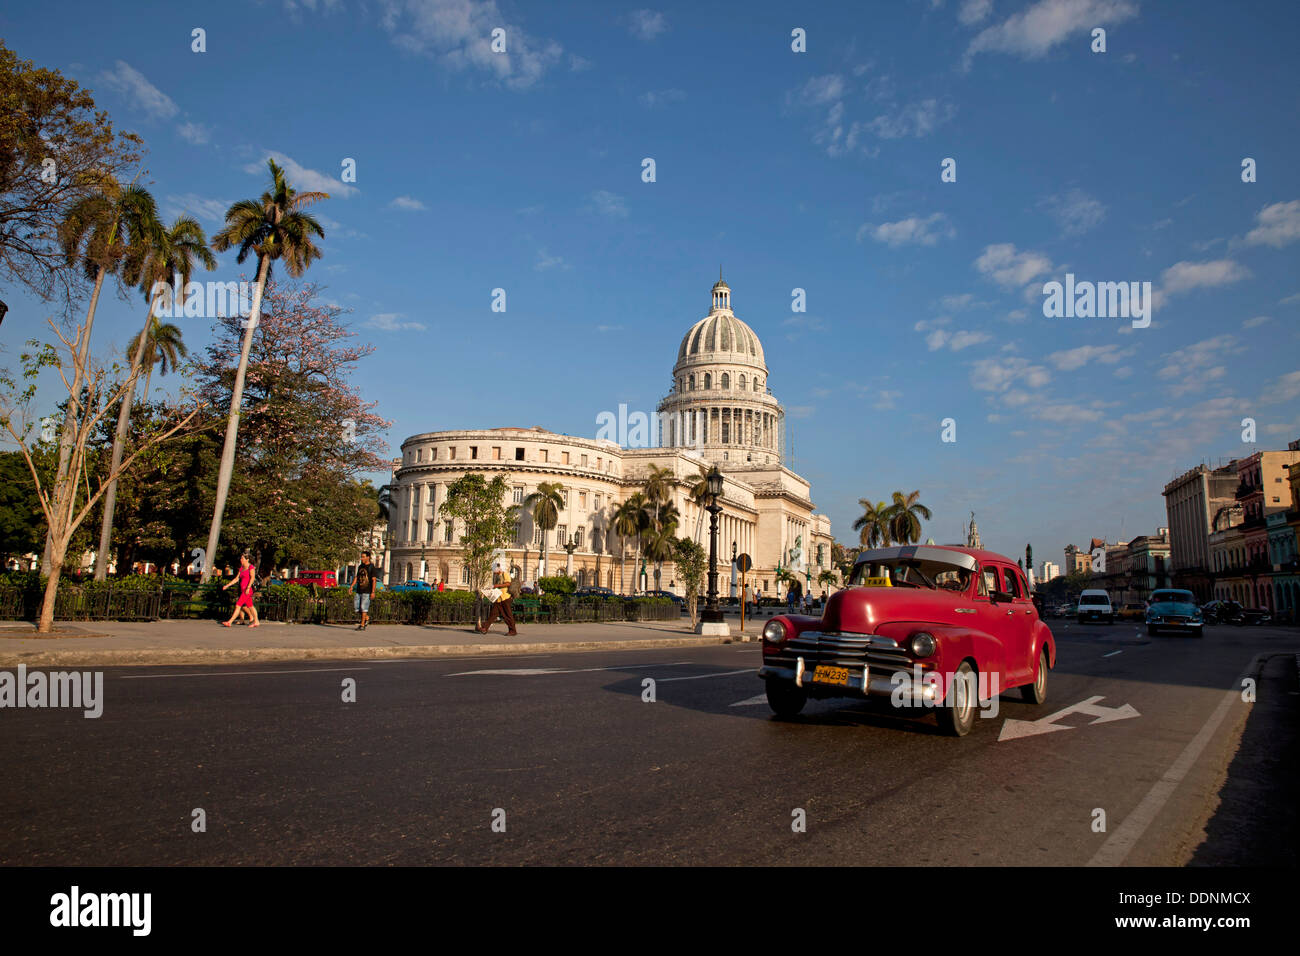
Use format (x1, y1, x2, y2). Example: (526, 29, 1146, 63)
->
(0, 634, 745, 668)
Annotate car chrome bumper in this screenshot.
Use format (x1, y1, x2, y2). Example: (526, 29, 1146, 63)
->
(758, 659, 940, 702)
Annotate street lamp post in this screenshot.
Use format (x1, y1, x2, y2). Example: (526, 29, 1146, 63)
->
(699, 467, 729, 635)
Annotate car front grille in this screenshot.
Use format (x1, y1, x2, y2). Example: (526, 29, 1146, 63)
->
(768, 631, 913, 672)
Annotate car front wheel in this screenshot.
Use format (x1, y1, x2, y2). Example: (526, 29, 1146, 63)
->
(1022, 649, 1048, 704)
(765, 680, 807, 718)
(936, 661, 978, 737)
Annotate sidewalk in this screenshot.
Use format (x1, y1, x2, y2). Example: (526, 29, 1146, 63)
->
(0, 617, 761, 668)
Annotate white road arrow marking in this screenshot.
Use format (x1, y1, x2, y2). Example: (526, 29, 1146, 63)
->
(999, 695, 1140, 741)
(730, 694, 770, 707)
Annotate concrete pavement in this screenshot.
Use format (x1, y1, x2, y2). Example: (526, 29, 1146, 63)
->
(0, 617, 763, 667)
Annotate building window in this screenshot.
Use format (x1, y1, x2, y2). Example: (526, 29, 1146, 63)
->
(579, 491, 587, 509)
(416, 448, 423, 462)
(594, 494, 602, 509)
(596, 457, 602, 469)
(534, 527, 544, 546)
(426, 519, 435, 542)
(562, 451, 570, 465)
(449, 447, 456, 459)
(689, 374, 695, 390)
(704, 372, 712, 389)
(444, 521, 454, 544)
(513, 485, 524, 504)
(556, 524, 567, 545)
(470, 446, 478, 459)
(461, 565, 469, 584)
(540, 449, 548, 463)
(515, 447, 525, 461)
(721, 372, 730, 389)
(492, 447, 501, 460)
(574, 528, 584, 550)
(514, 523, 523, 545)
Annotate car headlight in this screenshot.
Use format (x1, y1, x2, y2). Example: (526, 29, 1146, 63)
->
(910, 631, 936, 658)
(762, 620, 787, 644)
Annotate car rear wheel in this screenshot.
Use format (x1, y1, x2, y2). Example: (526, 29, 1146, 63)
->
(1022, 649, 1048, 704)
(936, 661, 977, 737)
(765, 680, 807, 718)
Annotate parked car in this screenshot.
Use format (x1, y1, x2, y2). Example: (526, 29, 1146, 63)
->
(644, 589, 685, 606)
(1118, 602, 1147, 621)
(387, 580, 432, 592)
(1145, 589, 1202, 637)
(1202, 599, 1244, 625)
(758, 545, 1055, 737)
(1239, 607, 1273, 626)
(286, 570, 338, 588)
(1077, 589, 1114, 624)
(575, 586, 616, 599)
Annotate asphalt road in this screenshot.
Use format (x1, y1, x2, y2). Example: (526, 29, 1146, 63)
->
(1, 620, 1295, 865)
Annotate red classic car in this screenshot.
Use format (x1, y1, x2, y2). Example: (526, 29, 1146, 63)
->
(758, 545, 1056, 736)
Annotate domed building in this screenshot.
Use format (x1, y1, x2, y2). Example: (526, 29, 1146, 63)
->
(383, 277, 834, 599)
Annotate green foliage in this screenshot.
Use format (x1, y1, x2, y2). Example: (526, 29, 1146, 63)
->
(672, 536, 706, 626)
(538, 574, 575, 594)
(439, 473, 513, 594)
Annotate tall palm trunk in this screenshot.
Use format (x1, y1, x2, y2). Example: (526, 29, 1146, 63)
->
(94, 289, 160, 579)
(41, 265, 107, 575)
(201, 254, 270, 582)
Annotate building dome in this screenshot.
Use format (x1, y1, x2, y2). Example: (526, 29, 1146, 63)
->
(677, 312, 766, 368)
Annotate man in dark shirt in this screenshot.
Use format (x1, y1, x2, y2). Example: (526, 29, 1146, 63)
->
(353, 551, 375, 630)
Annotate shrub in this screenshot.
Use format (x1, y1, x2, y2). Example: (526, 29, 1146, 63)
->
(538, 574, 575, 595)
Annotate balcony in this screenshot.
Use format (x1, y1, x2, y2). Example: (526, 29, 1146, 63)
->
(1235, 481, 1261, 500)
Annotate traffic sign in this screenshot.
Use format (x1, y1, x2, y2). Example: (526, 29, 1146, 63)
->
(735, 553, 752, 573)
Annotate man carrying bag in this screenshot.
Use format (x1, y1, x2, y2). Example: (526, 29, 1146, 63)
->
(477, 557, 518, 636)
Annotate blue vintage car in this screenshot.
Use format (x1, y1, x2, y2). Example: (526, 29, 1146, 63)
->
(1146, 588, 1203, 636)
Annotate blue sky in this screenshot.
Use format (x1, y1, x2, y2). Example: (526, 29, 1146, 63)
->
(2, 0, 1299, 570)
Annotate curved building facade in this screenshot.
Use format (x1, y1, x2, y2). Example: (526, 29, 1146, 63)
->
(385, 278, 834, 596)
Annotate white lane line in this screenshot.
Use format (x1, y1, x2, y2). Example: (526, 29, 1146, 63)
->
(1086, 654, 1261, 867)
(730, 694, 769, 707)
(448, 662, 697, 677)
(1103, 650, 1123, 658)
(121, 667, 372, 679)
(657, 668, 754, 683)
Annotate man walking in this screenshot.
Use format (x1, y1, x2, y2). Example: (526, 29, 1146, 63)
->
(477, 558, 518, 636)
(353, 551, 375, 630)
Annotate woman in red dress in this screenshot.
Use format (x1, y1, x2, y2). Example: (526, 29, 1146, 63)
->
(221, 554, 261, 628)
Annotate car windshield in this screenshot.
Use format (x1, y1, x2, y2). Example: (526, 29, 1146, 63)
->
(1080, 594, 1109, 605)
(849, 559, 970, 591)
(1151, 590, 1194, 603)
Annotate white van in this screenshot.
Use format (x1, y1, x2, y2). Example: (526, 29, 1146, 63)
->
(1077, 589, 1114, 624)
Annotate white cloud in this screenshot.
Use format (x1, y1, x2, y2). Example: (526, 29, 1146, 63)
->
(178, 122, 210, 145)
(1243, 315, 1271, 329)
(1260, 370, 1300, 404)
(1280, 292, 1300, 305)
(244, 151, 359, 198)
(1039, 188, 1107, 236)
(965, 0, 1138, 64)
(389, 195, 427, 211)
(1048, 344, 1133, 370)
(628, 9, 668, 40)
(639, 88, 685, 108)
(950, 330, 992, 350)
(1034, 403, 1104, 423)
(98, 61, 178, 120)
(1241, 199, 1300, 248)
(970, 355, 1051, 392)
(974, 243, 1054, 289)
(1157, 335, 1243, 393)
(380, 0, 564, 89)
(1159, 258, 1250, 297)
(959, 0, 994, 25)
(587, 190, 628, 218)
(368, 312, 427, 332)
(535, 247, 568, 271)
(862, 213, 956, 247)
(868, 98, 956, 139)
(163, 194, 232, 224)
(788, 405, 816, 419)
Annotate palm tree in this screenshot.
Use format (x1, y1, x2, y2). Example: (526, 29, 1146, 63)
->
(646, 500, 681, 589)
(853, 498, 896, 549)
(126, 318, 189, 396)
(94, 215, 215, 579)
(686, 463, 711, 545)
(642, 463, 675, 532)
(523, 481, 564, 579)
(200, 158, 328, 581)
(613, 497, 642, 594)
(377, 484, 394, 521)
(888, 490, 932, 545)
(43, 180, 157, 574)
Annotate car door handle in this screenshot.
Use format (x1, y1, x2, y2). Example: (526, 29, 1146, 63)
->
(1006, 609, 1015, 616)
(955, 608, 975, 614)
(1024, 609, 1033, 615)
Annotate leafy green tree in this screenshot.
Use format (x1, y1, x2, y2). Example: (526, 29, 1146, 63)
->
(817, 569, 837, 593)
(613, 495, 642, 594)
(0, 450, 45, 560)
(127, 318, 189, 397)
(853, 498, 895, 548)
(202, 158, 328, 581)
(524, 481, 564, 579)
(439, 474, 513, 610)
(888, 490, 931, 545)
(672, 536, 706, 628)
(0, 39, 144, 302)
